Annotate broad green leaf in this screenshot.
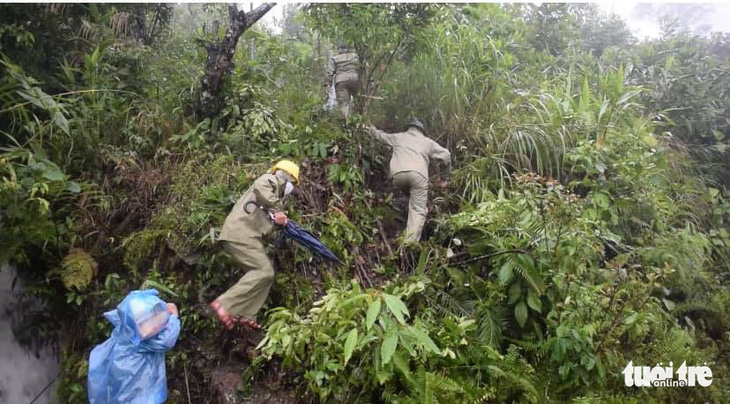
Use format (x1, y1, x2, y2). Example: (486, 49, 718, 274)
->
(662, 298, 676, 311)
(581, 355, 596, 371)
(43, 167, 64, 181)
(595, 357, 606, 378)
(508, 282, 521, 304)
(343, 328, 358, 365)
(53, 111, 70, 135)
(515, 301, 528, 328)
(498, 260, 514, 284)
(366, 299, 381, 330)
(527, 288, 542, 312)
(624, 312, 638, 325)
(515, 254, 535, 272)
(384, 294, 409, 324)
(592, 192, 610, 209)
(381, 332, 398, 365)
(66, 181, 81, 193)
(20, 177, 35, 188)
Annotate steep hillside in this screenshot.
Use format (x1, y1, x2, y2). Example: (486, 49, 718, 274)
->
(1, 4, 728, 403)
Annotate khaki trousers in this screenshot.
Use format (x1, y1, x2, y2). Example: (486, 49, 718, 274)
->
(392, 171, 429, 243)
(216, 240, 274, 319)
(335, 78, 360, 121)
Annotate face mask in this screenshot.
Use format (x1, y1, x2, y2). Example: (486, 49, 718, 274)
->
(284, 181, 294, 196)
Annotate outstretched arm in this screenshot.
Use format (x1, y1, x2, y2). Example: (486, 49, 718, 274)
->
(366, 125, 396, 147)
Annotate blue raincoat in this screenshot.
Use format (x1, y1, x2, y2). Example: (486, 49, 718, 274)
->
(88, 289, 181, 404)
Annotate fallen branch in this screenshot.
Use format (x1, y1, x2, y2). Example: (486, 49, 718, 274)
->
(450, 249, 526, 267)
(184, 361, 192, 404)
(376, 220, 394, 256)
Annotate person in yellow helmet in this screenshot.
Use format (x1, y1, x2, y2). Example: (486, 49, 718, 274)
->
(210, 160, 300, 330)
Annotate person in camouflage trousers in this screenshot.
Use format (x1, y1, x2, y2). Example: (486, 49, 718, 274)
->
(324, 42, 360, 123)
(366, 120, 452, 243)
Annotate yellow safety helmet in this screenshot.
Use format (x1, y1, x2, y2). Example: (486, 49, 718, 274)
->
(271, 159, 300, 184)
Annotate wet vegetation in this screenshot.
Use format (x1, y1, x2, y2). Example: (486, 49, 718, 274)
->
(1, 3, 729, 403)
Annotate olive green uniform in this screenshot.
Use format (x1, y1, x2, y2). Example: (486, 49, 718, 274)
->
(325, 51, 360, 121)
(217, 173, 286, 319)
(367, 125, 452, 243)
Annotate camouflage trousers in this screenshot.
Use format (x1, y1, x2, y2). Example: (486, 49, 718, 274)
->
(216, 240, 274, 319)
(335, 78, 360, 122)
(392, 171, 429, 243)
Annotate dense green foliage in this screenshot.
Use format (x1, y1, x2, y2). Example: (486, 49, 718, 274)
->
(1, 3, 729, 402)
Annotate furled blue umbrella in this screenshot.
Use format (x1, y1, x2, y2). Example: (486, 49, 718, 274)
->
(280, 220, 343, 264)
(245, 201, 343, 264)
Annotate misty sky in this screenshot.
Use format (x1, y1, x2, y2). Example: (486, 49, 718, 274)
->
(599, 2, 730, 38)
(249, 2, 730, 39)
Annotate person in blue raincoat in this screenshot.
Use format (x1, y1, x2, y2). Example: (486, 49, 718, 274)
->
(88, 289, 181, 404)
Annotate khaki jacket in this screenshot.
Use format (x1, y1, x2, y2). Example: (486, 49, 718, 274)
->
(325, 52, 359, 86)
(367, 125, 452, 179)
(219, 173, 286, 244)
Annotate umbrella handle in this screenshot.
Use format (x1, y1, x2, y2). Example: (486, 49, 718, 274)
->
(244, 200, 275, 221)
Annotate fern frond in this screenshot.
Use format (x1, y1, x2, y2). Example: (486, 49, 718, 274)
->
(60, 248, 97, 290)
(427, 290, 476, 318)
(511, 338, 551, 362)
(475, 304, 508, 348)
(672, 298, 716, 316)
(507, 255, 542, 294)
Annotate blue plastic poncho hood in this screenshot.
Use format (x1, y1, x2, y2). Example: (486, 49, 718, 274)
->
(88, 289, 180, 404)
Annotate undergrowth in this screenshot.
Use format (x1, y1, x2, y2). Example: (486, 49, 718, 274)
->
(1, 3, 729, 403)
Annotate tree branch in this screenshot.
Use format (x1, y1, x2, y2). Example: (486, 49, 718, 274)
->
(245, 3, 276, 29)
(450, 249, 527, 267)
(196, 3, 275, 118)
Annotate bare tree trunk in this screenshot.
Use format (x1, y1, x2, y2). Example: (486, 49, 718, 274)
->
(196, 3, 275, 118)
(248, 3, 256, 60)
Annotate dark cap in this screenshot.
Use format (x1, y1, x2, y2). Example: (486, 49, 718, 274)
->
(405, 119, 426, 134)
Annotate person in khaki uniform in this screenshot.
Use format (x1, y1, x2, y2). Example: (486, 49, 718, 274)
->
(324, 42, 360, 123)
(366, 120, 452, 243)
(209, 160, 300, 330)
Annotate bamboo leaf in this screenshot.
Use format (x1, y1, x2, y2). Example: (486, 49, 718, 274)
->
(366, 298, 381, 330)
(343, 328, 358, 365)
(384, 294, 409, 324)
(381, 332, 398, 365)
